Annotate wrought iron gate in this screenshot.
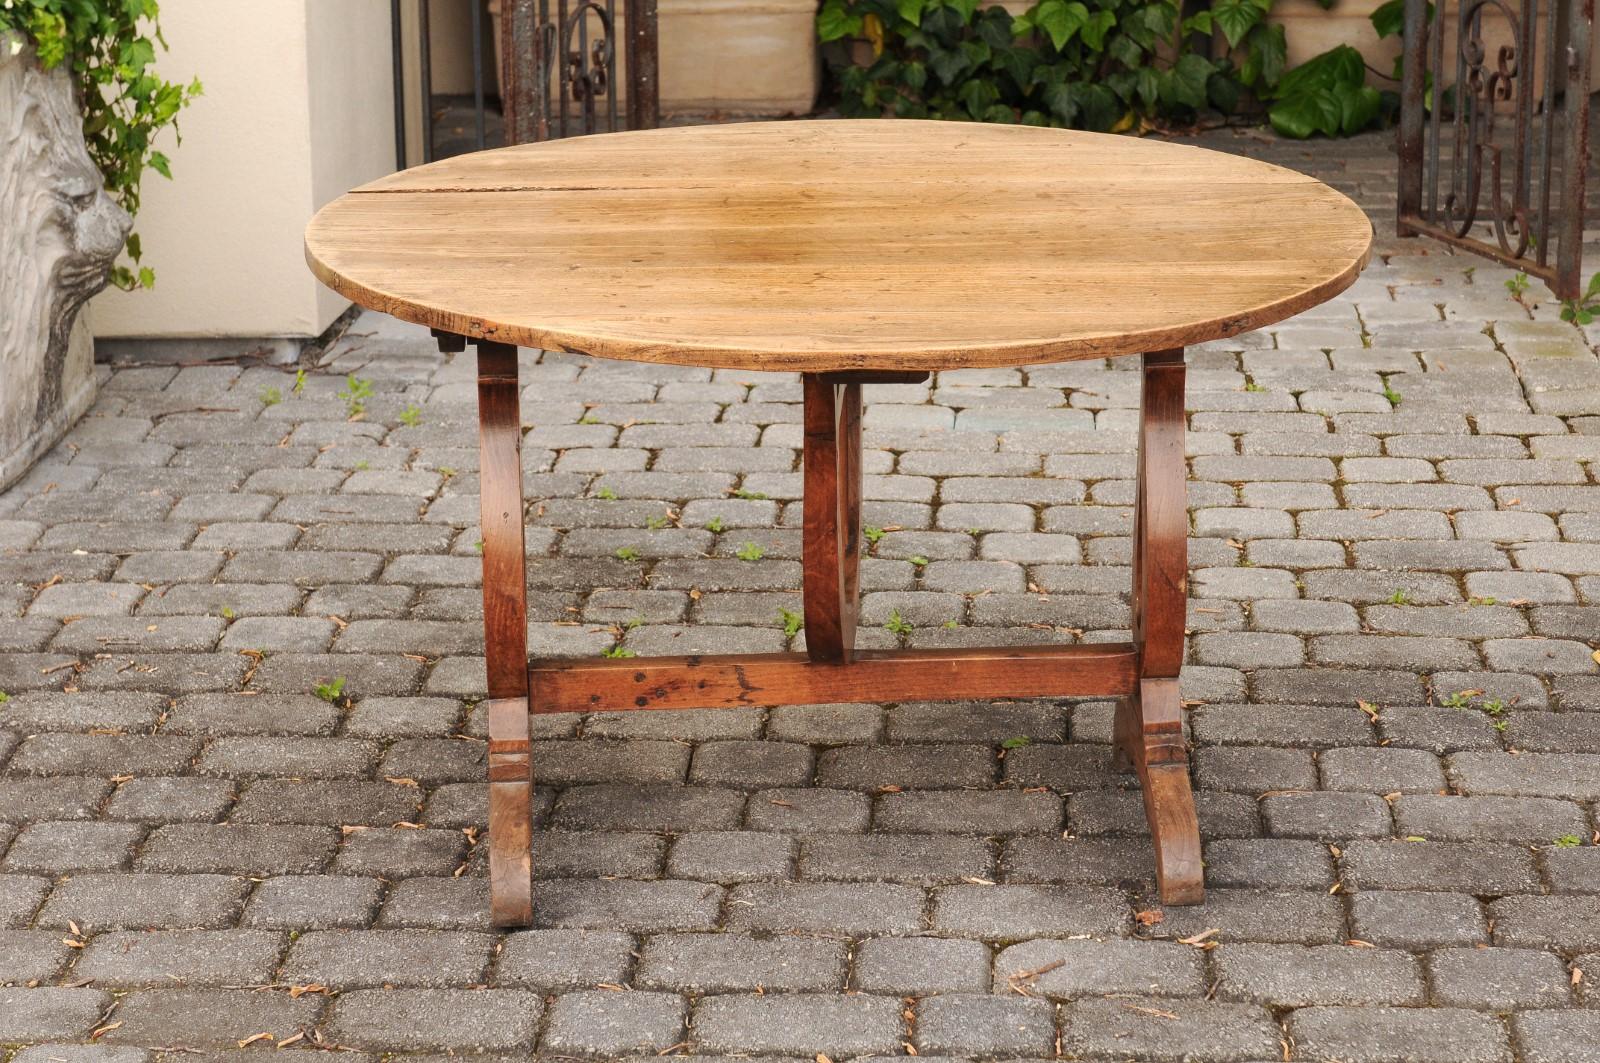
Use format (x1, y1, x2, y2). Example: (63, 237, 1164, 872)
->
(1397, 0, 1596, 298)
(499, 0, 659, 143)
(390, 0, 659, 166)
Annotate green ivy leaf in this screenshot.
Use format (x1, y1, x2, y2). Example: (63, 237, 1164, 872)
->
(1134, 64, 1160, 108)
(1207, 69, 1243, 113)
(1242, 22, 1287, 88)
(1210, 0, 1265, 48)
(959, 76, 1001, 118)
(1369, 0, 1406, 38)
(1081, 9, 1117, 49)
(1035, 0, 1089, 50)
(1108, 32, 1146, 69)
(1163, 51, 1212, 109)
(1042, 79, 1079, 123)
(1077, 82, 1120, 130)
(817, 0, 864, 42)
(896, 0, 930, 26)
(927, 44, 971, 85)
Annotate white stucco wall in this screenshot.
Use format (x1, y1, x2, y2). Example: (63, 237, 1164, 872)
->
(91, 0, 397, 340)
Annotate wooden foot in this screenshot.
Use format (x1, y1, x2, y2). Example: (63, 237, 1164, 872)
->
(1115, 678, 1203, 905)
(475, 339, 534, 927)
(486, 696, 533, 926)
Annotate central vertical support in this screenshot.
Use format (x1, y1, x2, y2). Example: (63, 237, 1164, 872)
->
(801, 375, 864, 663)
(474, 339, 534, 927)
(1114, 348, 1203, 905)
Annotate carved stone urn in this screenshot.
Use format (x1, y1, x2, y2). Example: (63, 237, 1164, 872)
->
(1, 32, 132, 491)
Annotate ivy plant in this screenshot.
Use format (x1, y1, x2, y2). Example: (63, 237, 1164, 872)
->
(1, 0, 202, 288)
(1266, 0, 1404, 138)
(818, 0, 1287, 131)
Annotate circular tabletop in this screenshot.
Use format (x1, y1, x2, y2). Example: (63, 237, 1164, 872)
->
(306, 120, 1373, 372)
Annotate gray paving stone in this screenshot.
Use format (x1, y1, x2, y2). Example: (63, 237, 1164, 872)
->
(282, 929, 493, 987)
(914, 993, 1054, 1056)
(1514, 1011, 1600, 1063)
(74, 929, 285, 986)
(1348, 890, 1489, 949)
(725, 882, 923, 935)
(636, 932, 846, 992)
(1320, 746, 1447, 793)
(493, 928, 635, 989)
(690, 994, 903, 1057)
(324, 989, 542, 1051)
(667, 830, 793, 882)
(12, 1047, 147, 1063)
(1204, 838, 1336, 890)
(137, 823, 338, 875)
(798, 833, 991, 884)
(0, 929, 75, 983)
(541, 989, 686, 1057)
(1428, 946, 1572, 1010)
(1260, 791, 1393, 839)
(533, 879, 723, 931)
(101, 988, 322, 1048)
(0, 877, 49, 928)
(993, 937, 1205, 999)
(1214, 942, 1423, 1006)
(1145, 887, 1346, 946)
(1490, 894, 1600, 950)
(2, 821, 143, 872)
(1342, 837, 1540, 894)
(0, 987, 113, 1040)
(1058, 996, 1281, 1063)
(241, 875, 382, 929)
(873, 789, 1062, 834)
(35, 872, 248, 930)
(933, 883, 1127, 938)
(1394, 794, 1589, 844)
(1288, 1005, 1511, 1063)
(1378, 705, 1505, 754)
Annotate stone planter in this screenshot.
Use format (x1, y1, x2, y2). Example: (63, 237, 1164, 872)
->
(1271, 0, 1600, 90)
(490, 0, 817, 117)
(0, 33, 131, 491)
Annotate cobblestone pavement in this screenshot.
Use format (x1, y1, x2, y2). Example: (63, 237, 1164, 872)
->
(3, 126, 1600, 1063)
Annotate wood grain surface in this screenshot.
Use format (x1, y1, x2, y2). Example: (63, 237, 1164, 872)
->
(306, 120, 1372, 371)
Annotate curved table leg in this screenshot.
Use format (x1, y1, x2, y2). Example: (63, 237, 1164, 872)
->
(1113, 348, 1203, 905)
(474, 339, 534, 927)
(801, 375, 863, 663)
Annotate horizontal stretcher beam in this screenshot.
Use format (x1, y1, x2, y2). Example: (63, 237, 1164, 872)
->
(528, 642, 1138, 713)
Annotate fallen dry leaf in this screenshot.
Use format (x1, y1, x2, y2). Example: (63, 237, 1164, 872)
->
(236, 1032, 273, 1048)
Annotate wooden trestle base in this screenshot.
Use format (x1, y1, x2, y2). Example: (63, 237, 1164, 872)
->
(459, 333, 1202, 927)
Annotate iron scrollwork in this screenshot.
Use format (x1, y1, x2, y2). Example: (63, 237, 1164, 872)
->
(1397, 0, 1593, 299)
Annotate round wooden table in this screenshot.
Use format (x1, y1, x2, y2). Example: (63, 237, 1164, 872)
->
(307, 119, 1373, 926)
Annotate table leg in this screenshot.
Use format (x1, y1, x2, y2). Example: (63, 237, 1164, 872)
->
(801, 376, 863, 663)
(473, 339, 534, 927)
(1113, 348, 1203, 905)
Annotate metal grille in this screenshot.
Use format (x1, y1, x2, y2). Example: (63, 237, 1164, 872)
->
(389, 0, 659, 168)
(501, 0, 658, 142)
(1397, 0, 1595, 298)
